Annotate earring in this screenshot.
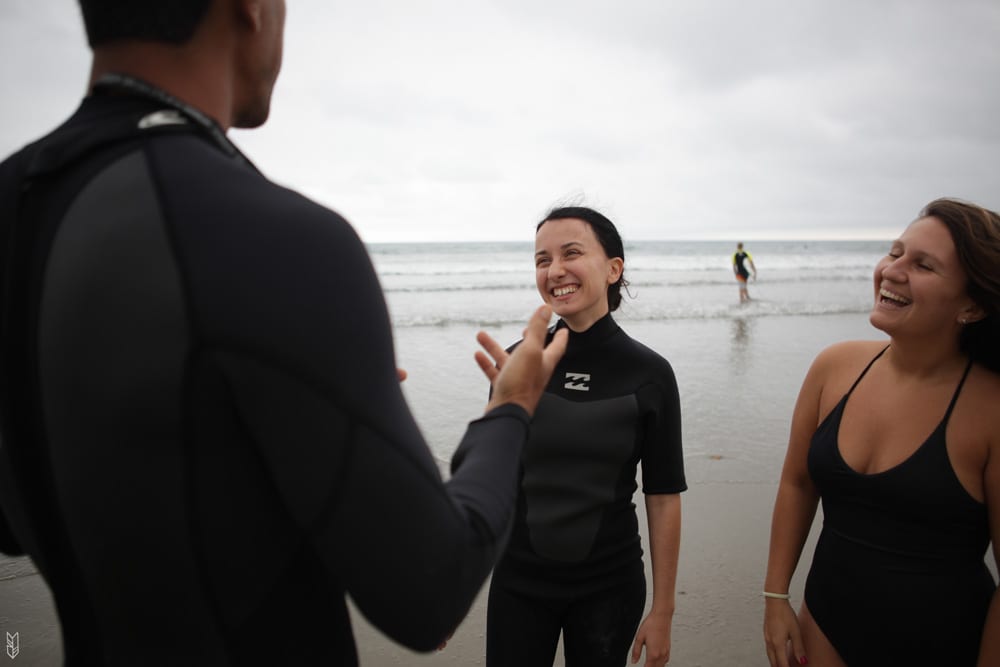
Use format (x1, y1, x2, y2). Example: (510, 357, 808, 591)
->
(960, 317, 968, 324)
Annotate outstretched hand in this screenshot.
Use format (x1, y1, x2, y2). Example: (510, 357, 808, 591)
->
(475, 305, 568, 417)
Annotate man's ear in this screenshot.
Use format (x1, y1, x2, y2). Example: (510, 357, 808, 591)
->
(235, 0, 264, 32)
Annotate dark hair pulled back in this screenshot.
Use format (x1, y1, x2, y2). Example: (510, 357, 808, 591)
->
(537, 206, 629, 312)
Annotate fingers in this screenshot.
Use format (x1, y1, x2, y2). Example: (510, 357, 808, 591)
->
(764, 634, 791, 667)
(644, 647, 669, 667)
(396, 368, 408, 382)
(516, 305, 565, 375)
(790, 630, 807, 666)
(474, 330, 507, 383)
(476, 330, 509, 367)
(436, 631, 454, 651)
(631, 631, 669, 666)
(542, 327, 568, 371)
(473, 351, 499, 382)
(478, 305, 562, 415)
(764, 601, 803, 667)
(763, 630, 786, 667)
(765, 636, 793, 667)
(765, 641, 790, 667)
(518, 304, 554, 348)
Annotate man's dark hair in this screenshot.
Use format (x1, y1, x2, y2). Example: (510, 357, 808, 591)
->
(78, 0, 213, 47)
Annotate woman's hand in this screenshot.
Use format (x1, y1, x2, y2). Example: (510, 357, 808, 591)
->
(631, 610, 672, 666)
(763, 598, 807, 667)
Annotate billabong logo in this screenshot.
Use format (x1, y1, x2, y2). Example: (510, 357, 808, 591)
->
(5, 632, 18, 659)
(564, 372, 590, 391)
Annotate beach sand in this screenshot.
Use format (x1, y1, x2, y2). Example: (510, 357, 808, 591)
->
(0, 480, 817, 667)
(1, 312, 996, 666)
(348, 479, 820, 667)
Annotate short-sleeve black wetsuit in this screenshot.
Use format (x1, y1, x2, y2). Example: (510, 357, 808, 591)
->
(486, 314, 686, 665)
(0, 83, 529, 665)
(733, 250, 752, 280)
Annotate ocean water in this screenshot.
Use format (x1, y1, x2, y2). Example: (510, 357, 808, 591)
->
(372, 240, 891, 483)
(372, 239, 888, 328)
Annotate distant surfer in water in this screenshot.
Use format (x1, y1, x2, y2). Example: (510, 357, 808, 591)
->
(733, 242, 757, 303)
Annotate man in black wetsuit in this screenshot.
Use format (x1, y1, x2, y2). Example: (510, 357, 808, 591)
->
(732, 241, 757, 303)
(0, 1, 567, 664)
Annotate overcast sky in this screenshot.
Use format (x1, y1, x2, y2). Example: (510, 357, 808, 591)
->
(2, 0, 998, 242)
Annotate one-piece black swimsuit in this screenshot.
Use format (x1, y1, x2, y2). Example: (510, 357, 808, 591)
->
(806, 346, 996, 666)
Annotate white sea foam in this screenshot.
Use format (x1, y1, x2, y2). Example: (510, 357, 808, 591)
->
(369, 239, 885, 328)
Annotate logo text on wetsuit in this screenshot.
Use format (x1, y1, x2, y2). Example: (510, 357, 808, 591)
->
(564, 372, 590, 391)
(5, 632, 18, 660)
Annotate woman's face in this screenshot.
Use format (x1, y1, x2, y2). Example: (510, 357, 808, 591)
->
(534, 218, 623, 332)
(870, 215, 981, 339)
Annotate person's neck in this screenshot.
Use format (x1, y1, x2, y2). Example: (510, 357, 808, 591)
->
(89, 42, 235, 130)
(563, 310, 611, 334)
(883, 334, 967, 380)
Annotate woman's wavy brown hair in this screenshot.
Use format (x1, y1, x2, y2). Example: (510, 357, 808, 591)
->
(921, 197, 1000, 372)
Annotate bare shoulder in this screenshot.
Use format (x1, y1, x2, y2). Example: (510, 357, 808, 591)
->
(968, 362, 1000, 389)
(963, 364, 1000, 433)
(810, 339, 888, 377)
(799, 340, 887, 411)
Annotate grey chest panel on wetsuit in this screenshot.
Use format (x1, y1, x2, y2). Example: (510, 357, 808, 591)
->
(521, 392, 638, 562)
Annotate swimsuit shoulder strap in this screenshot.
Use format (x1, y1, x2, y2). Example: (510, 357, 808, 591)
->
(942, 358, 975, 423)
(844, 344, 890, 397)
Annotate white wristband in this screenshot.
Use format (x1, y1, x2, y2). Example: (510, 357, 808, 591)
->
(763, 591, 791, 600)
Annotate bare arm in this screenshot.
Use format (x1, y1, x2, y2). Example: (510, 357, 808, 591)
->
(763, 352, 827, 667)
(631, 493, 681, 666)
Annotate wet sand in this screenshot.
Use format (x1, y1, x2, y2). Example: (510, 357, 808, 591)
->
(2, 312, 996, 665)
(348, 479, 819, 667)
(0, 479, 810, 667)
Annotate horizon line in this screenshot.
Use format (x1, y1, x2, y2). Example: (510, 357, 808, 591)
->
(363, 236, 893, 245)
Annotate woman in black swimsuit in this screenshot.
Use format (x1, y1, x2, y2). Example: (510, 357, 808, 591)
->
(763, 198, 1000, 667)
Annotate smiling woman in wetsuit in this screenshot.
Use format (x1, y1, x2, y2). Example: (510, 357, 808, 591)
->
(485, 207, 686, 667)
(763, 198, 1000, 667)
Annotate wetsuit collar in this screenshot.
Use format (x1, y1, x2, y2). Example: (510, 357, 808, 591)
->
(555, 312, 620, 351)
(91, 73, 255, 169)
